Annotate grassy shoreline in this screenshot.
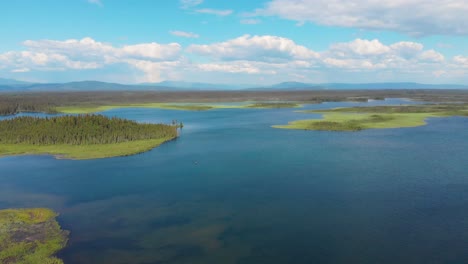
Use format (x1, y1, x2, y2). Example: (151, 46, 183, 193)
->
(0, 208, 69, 264)
(0, 137, 175, 160)
(273, 104, 468, 131)
(55, 102, 302, 114)
(0, 115, 179, 160)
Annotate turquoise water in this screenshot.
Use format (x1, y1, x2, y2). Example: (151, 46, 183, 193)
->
(0, 99, 467, 264)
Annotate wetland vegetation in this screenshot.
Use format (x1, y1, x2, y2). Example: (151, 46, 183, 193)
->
(274, 104, 468, 131)
(0, 208, 68, 264)
(1, 90, 467, 115)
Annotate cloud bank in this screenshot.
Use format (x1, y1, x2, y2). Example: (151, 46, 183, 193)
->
(253, 0, 468, 36)
(1, 36, 466, 83)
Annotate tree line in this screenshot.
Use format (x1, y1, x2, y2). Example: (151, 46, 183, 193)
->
(0, 115, 178, 145)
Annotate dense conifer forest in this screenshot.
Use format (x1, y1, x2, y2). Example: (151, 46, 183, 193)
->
(0, 115, 179, 145)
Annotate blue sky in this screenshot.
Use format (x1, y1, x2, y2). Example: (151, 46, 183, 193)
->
(1, 0, 467, 84)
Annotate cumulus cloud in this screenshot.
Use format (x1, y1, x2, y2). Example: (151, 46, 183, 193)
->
(0, 37, 183, 82)
(322, 38, 446, 70)
(330, 39, 391, 57)
(253, 0, 468, 36)
(22, 37, 181, 62)
(170, 30, 200, 38)
(0, 35, 464, 84)
(453, 55, 468, 67)
(183, 35, 461, 83)
(188, 35, 319, 62)
(195, 8, 233, 16)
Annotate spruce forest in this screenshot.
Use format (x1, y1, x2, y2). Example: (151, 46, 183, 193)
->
(0, 115, 179, 145)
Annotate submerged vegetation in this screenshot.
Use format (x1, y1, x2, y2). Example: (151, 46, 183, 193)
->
(0, 208, 69, 264)
(0, 115, 179, 159)
(273, 104, 468, 131)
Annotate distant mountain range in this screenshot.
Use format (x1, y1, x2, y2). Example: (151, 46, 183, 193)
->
(0, 78, 467, 92)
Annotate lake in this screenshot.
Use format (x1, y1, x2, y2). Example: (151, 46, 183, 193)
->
(1, 99, 467, 264)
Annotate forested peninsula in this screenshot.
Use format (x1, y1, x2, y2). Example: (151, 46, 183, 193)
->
(0, 115, 179, 159)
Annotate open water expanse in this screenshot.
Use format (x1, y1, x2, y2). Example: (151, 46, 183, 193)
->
(1, 99, 467, 264)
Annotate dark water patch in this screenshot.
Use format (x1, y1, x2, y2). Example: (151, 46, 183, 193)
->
(149, 215, 192, 230)
(218, 226, 271, 247)
(64, 237, 143, 251)
(58, 237, 143, 264)
(155, 244, 204, 262)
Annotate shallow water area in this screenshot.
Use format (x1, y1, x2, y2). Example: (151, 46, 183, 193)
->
(0, 99, 467, 264)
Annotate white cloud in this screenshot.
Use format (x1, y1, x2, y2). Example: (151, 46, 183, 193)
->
(330, 39, 390, 57)
(11, 68, 30, 73)
(197, 62, 263, 74)
(240, 19, 261, 25)
(453, 55, 468, 67)
(418, 50, 445, 63)
(121, 43, 181, 61)
(87, 0, 102, 6)
(254, 0, 468, 36)
(1, 37, 183, 82)
(322, 38, 446, 70)
(389, 42, 424, 58)
(195, 8, 233, 16)
(0, 36, 465, 84)
(170, 30, 200, 38)
(22, 37, 181, 62)
(180, 0, 203, 9)
(188, 35, 319, 62)
(185, 35, 460, 83)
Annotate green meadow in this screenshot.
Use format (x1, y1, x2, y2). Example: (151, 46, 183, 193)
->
(273, 104, 468, 131)
(0, 137, 174, 160)
(55, 102, 302, 114)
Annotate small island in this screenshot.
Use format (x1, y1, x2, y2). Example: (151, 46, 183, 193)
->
(55, 102, 302, 114)
(273, 104, 468, 131)
(245, 102, 301, 109)
(0, 208, 69, 264)
(0, 115, 179, 159)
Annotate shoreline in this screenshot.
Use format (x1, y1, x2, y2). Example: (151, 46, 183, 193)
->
(0, 137, 177, 160)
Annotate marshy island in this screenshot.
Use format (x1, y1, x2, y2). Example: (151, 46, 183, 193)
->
(274, 104, 468, 131)
(0, 208, 69, 264)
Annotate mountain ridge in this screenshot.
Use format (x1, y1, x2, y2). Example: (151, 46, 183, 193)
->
(0, 78, 467, 91)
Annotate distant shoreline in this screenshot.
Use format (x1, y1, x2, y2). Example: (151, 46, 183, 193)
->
(273, 104, 468, 131)
(1, 89, 468, 116)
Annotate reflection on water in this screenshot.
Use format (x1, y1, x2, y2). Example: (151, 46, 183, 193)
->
(1, 99, 467, 264)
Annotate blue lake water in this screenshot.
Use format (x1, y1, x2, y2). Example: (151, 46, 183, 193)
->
(0, 99, 467, 264)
